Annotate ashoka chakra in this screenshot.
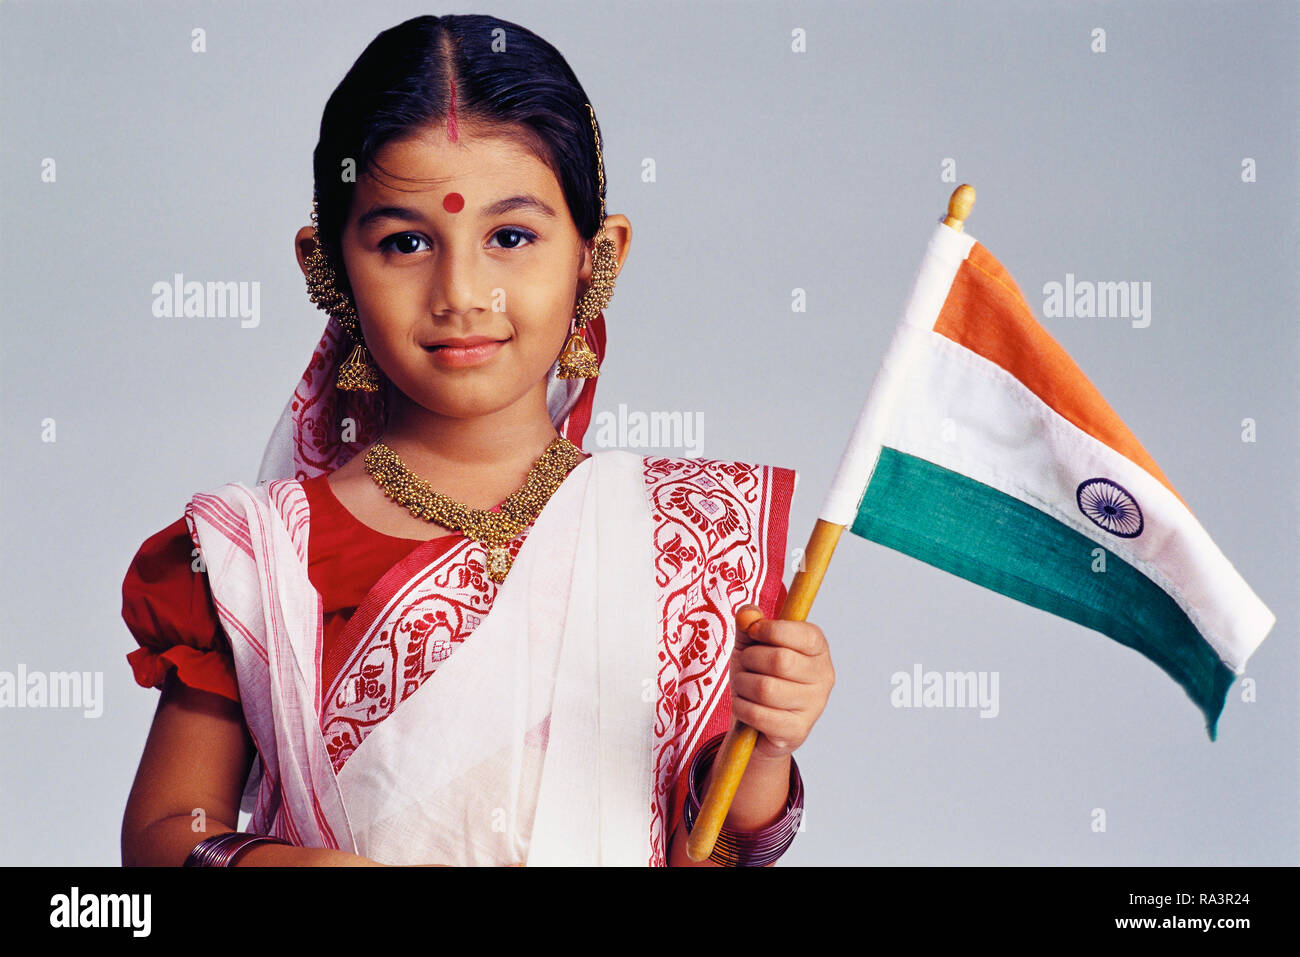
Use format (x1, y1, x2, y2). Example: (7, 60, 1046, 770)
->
(1076, 477, 1143, 538)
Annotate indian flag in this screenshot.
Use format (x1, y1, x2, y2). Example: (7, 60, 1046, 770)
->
(820, 211, 1275, 740)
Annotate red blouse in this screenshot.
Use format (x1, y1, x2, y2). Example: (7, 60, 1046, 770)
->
(122, 475, 462, 703)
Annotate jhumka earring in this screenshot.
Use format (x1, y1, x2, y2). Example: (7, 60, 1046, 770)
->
(556, 103, 619, 380)
(303, 196, 382, 392)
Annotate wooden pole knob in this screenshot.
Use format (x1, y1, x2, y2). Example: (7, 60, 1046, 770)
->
(943, 184, 976, 231)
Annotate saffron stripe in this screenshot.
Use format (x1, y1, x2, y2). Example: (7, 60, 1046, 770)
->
(934, 243, 1187, 510)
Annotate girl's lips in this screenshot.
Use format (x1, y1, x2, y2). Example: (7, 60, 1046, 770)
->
(423, 338, 508, 368)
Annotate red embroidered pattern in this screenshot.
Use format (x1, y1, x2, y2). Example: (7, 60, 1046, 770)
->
(642, 456, 776, 866)
(318, 530, 533, 772)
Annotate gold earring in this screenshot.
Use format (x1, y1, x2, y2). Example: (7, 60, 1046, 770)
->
(304, 196, 381, 392)
(557, 226, 617, 379)
(557, 104, 618, 381)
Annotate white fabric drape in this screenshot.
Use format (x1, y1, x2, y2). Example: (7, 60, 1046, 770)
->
(336, 449, 659, 865)
(193, 450, 659, 865)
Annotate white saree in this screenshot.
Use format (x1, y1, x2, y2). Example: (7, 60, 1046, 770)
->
(175, 313, 797, 866)
(335, 450, 659, 866)
(188, 451, 664, 865)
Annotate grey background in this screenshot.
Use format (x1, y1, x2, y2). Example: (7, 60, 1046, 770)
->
(1, 0, 1295, 866)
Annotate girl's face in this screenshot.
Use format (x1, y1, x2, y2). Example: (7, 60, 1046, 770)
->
(336, 124, 626, 427)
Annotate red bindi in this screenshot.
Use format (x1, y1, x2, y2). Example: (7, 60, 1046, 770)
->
(443, 192, 465, 213)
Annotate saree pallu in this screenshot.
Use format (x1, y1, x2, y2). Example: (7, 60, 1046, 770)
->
(185, 450, 796, 866)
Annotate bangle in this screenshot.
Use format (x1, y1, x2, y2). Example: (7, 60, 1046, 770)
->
(682, 732, 804, 867)
(183, 831, 290, 867)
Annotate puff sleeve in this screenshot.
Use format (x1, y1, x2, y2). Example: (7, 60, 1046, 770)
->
(121, 517, 240, 703)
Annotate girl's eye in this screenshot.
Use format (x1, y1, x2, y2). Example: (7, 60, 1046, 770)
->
(490, 228, 537, 250)
(378, 233, 429, 255)
(377, 229, 536, 255)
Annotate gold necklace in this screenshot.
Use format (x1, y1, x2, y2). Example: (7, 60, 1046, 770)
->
(364, 436, 586, 583)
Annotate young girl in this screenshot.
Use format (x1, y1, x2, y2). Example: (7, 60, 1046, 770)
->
(120, 12, 834, 867)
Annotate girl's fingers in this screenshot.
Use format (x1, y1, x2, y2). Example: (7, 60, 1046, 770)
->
(730, 670, 813, 712)
(729, 694, 806, 747)
(735, 605, 765, 636)
(729, 608, 835, 753)
(734, 605, 827, 656)
(736, 642, 821, 683)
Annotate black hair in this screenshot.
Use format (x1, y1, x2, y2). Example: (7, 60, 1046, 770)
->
(311, 13, 606, 291)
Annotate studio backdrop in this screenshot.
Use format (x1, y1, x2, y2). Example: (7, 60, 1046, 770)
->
(0, 0, 1295, 866)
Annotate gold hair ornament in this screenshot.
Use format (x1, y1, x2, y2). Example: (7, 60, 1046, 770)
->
(556, 102, 619, 379)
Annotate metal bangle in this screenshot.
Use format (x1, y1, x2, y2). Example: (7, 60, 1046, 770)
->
(682, 732, 804, 867)
(183, 831, 291, 867)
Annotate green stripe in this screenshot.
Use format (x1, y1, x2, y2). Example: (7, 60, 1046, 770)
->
(852, 447, 1235, 740)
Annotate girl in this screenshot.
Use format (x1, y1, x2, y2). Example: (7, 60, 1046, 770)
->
(120, 12, 834, 867)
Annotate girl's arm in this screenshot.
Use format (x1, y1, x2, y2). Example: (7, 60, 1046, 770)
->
(667, 751, 793, 867)
(667, 605, 832, 867)
(121, 671, 384, 867)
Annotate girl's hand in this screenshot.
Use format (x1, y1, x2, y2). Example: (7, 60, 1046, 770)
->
(728, 605, 834, 760)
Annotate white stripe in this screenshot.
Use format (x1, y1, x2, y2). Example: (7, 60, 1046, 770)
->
(820, 222, 977, 525)
(877, 330, 1275, 673)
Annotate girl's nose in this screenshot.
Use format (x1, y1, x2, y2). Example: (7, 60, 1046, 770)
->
(430, 247, 480, 316)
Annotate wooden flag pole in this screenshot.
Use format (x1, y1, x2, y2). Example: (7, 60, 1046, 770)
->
(685, 184, 978, 863)
(683, 519, 844, 863)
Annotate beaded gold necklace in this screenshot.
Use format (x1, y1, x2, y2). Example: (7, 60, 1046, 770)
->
(363, 436, 586, 583)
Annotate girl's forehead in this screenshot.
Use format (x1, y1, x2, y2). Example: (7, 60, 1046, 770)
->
(349, 153, 571, 232)
(375, 127, 551, 180)
(348, 124, 572, 223)
(360, 130, 562, 203)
